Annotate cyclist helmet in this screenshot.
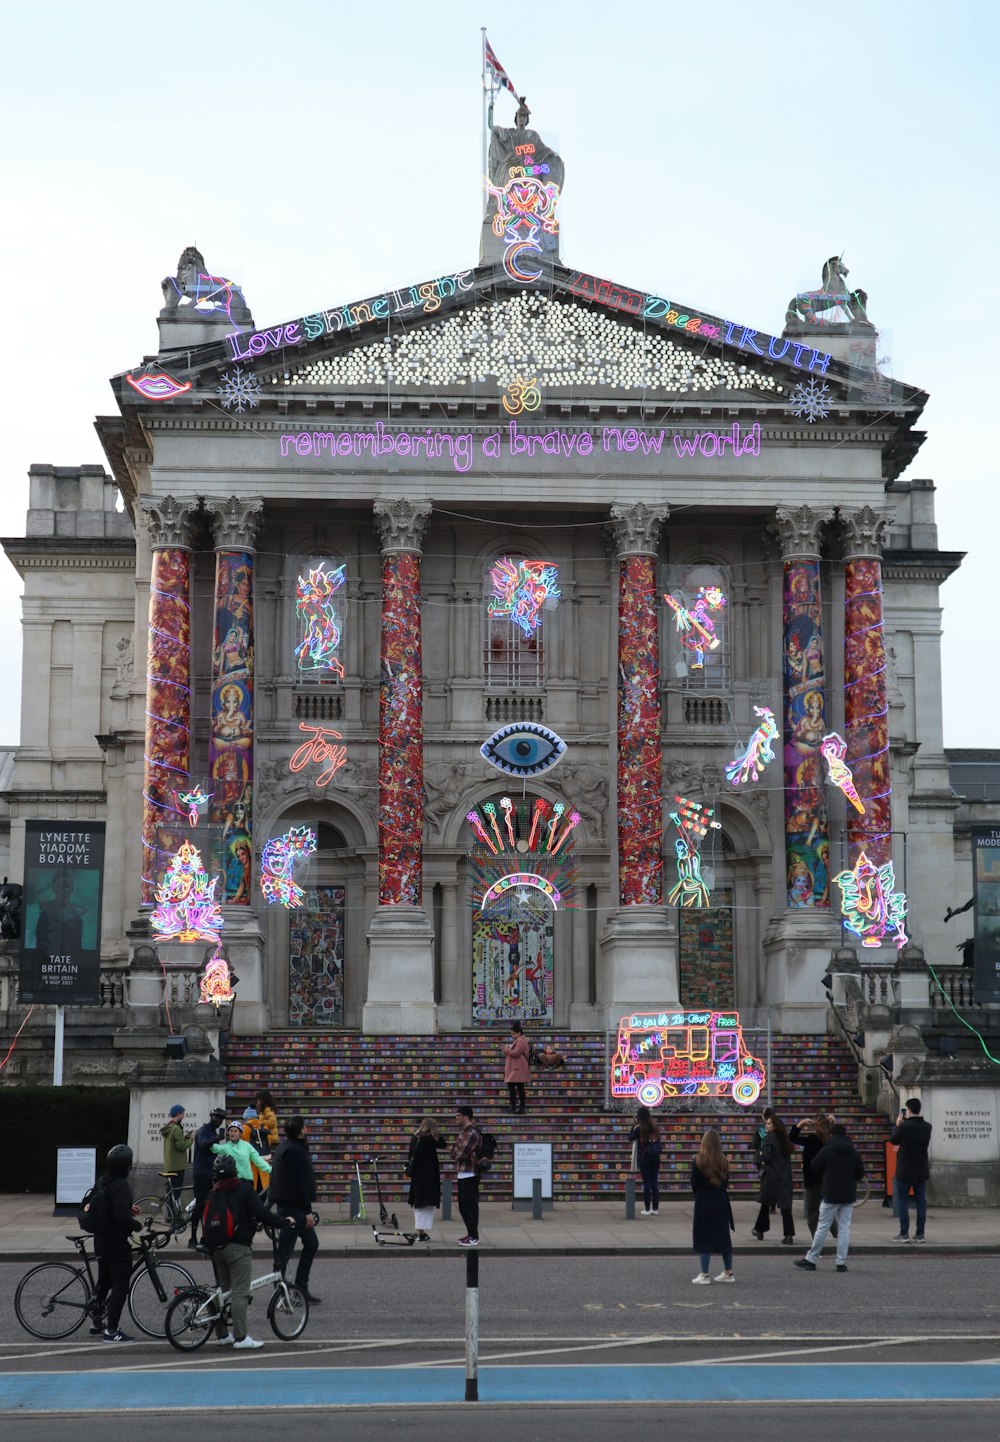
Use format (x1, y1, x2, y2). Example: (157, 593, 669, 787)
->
(212, 1154, 238, 1181)
(105, 1144, 133, 1174)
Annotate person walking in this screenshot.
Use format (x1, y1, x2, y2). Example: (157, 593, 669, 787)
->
(203, 1155, 294, 1349)
(629, 1105, 662, 1216)
(690, 1128, 735, 1284)
(794, 1123, 865, 1272)
(789, 1113, 836, 1238)
(267, 1116, 321, 1304)
(451, 1104, 482, 1248)
(212, 1118, 272, 1186)
(503, 1021, 530, 1115)
(752, 1112, 795, 1243)
(90, 1144, 143, 1343)
(892, 1097, 932, 1243)
(159, 1104, 193, 1213)
(406, 1116, 447, 1241)
(190, 1107, 226, 1248)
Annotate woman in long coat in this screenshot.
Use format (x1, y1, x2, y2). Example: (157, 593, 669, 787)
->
(691, 1128, 734, 1283)
(406, 1117, 447, 1241)
(752, 1113, 795, 1242)
(503, 1020, 531, 1115)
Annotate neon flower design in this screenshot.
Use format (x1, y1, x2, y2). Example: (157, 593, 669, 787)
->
(488, 557, 560, 637)
(484, 171, 561, 283)
(482, 872, 561, 911)
(150, 839, 224, 944)
(125, 370, 192, 401)
(833, 850, 908, 949)
(821, 732, 866, 815)
(725, 706, 779, 786)
(199, 947, 234, 1007)
(295, 562, 346, 677)
(664, 586, 727, 669)
(260, 825, 317, 909)
(172, 785, 212, 827)
(667, 796, 721, 909)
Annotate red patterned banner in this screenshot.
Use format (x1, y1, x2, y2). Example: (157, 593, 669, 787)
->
(782, 559, 831, 908)
(208, 550, 254, 903)
(142, 548, 191, 904)
(844, 557, 891, 866)
(378, 551, 424, 905)
(617, 555, 663, 905)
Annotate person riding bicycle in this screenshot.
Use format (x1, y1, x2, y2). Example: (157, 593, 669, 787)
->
(204, 1154, 293, 1350)
(90, 1143, 143, 1344)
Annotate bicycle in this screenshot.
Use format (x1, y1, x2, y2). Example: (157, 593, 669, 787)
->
(164, 1226, 308, 1351)
(133, 1172, 195, 1247)
(14, 1223, 196, 1340)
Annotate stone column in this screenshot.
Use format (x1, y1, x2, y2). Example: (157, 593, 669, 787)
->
(841, 507, 894, 868)
(599, 503, 678, 1024)
(139, 497, 197, 905)
(204, 497, 264, 904)
(363, 499, 437, 1034)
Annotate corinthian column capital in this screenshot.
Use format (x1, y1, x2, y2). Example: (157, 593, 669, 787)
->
(204, 495, 264, 550)
(608, 502, 669, 559)
(141, 495, 199, 550)
(772, 505, 834, 560)
(839, 505, 895, 558)
(373, 499, 432, 554)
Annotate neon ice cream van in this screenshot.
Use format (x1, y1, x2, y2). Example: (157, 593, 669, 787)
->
(611, 1010, 765, 1107)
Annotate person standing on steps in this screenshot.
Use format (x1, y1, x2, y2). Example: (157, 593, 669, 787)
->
(752, 1112, 795, 1243)
(451, 1104, 483, 1247)
(690, 1128, 736, 1284)
(503, 1020, 530, 1115)
(212, 1118, 273, 1186)
(891, 1097, 932, 1243)
(190, 1107, 226, 1249)
(629, 1105, 662, 1216)
(406, 1116, 448, 1241)
(794, 1123, 865, 1273)
(266, 1116, 321, 1304)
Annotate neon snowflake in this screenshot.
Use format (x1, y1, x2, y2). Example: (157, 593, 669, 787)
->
(151, 839, 224, 944)
(295, 562, 346, 677)
(833, 850, 908, 949)
(488, 558, 560, 637)
(217, 366, 262, 413)
(790, 379, 831, 422)
(260, 825, 317, 909)
(725, 705, 779, 786)
(199, 947, 235, 1007)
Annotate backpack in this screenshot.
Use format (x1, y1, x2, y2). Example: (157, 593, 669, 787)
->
(202, 1187, 239, 1250)
(475, 1132, 499, 1175)
(527, 1043, 541, 1067)
(77, 1184, 109, 1234)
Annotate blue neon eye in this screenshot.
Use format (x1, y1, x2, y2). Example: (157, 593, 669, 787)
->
(481, 724, 566, 777)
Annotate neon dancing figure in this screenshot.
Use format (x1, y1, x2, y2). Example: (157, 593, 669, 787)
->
(725, 706, 779, 786)
(173, 784, 212, 827)
(150, 839, 224, 944)
(664, 585, 727, 669)
(488, 558, 560, 637)
(820, 732, 866, 814)
(295, 563, 346, 678)
(833, 850, 908, 949)
(260, 825, 317, 909)
(667, 796, 721, 909)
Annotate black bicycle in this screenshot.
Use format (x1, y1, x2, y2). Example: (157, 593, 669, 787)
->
(132, 1172, 195, 1247)
(14, 1224, 196, 1340)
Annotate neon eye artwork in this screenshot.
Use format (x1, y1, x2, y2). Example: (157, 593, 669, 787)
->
(832, 850, 908, 949)
(199, 947, 234, 1008)
(125, 370, 193, 401)
(480, 723, 566, 777)
(172, 785, 212, 828)
(488, 558, 560, 637)
(667, 795, 722, 909)
(725, 706, 779, 786)
(664, 585, 727, 670)
(150, 839, 224, 944)
(260, 825, 317, 909)
(820, 732, 866, 814)
(295, 563, 346, 678)
(481, 873, 561, 911)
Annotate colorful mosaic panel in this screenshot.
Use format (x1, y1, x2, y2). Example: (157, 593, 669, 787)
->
(844, 558, 892, 867)
(289, 885, 345, 1026)
(782, 559, 831, 909)
(472, 903, 553, 1025)
(378, 551, 424, 906)
(679, 894, 735, 1009)
(142, 547, 191, 903)
(617, 555, 663, 904)
(208, 550, 254, 903)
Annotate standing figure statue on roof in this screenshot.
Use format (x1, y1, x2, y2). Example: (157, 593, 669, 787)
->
(481, 97, 564, 276)
(514, 95, 531, 129)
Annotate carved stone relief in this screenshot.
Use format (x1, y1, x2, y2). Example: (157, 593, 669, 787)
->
(204, 495, 264, 551)
(373, 500, 432, 554)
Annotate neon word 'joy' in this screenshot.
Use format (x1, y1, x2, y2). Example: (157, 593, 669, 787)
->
(288, 723, 348, 787)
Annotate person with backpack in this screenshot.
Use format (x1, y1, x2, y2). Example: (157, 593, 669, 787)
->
(503, 1020, 531, 1115)
(451, 1104, 483, 1248)
(189, 1107, 226, 1249)
(203, 1154, 295, 1349)
(629, 1105, 662, 1216)
(212, 1118, 273, 1186)
(267, 1116, 321, 1304)
(85, 1143, 143, 1343)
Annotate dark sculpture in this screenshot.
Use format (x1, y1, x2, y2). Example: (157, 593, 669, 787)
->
(160, 246, 252, 324)
(785, 257, 873, 329)
(0, 877, 23, 940)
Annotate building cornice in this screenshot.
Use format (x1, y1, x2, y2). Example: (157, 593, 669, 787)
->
(882, 548, 965, 582)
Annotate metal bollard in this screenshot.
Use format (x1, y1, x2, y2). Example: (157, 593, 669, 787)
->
(625, 1175, 636, 1220)
(532, 1176, 543, 1221)
(349, 1178, 361, 1221)
(465, 1250, 479, 1402)
(442, 1179, 452, 1221)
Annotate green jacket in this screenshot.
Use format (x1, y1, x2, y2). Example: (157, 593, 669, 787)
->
(160, 1120, 193, 1173)
(212, 1137, 272, 1183)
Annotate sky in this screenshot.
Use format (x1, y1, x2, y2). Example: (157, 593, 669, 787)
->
(0, 0, 997, 747)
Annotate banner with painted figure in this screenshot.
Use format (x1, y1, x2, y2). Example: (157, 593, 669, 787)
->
(782, 559, 831, 909)
(20, 822, 106, 1004)
(208, 551, 254, 902)
(971, 826, 1000, 1004)
(289, 885, 345, 1026)
(473, 902, 553, 1025)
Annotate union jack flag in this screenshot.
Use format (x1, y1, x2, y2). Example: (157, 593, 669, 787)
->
(484, 36, 518, 98)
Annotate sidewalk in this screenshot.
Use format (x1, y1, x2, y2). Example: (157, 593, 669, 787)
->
(1, 1192, 996, 1259)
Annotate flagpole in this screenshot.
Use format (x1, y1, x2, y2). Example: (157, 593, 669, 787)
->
(481, 27, 489, 218)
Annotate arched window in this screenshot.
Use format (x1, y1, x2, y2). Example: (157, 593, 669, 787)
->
(482, 553, 556, 691)
(663, 560, 730, 692)
(292, 556, 347, 686)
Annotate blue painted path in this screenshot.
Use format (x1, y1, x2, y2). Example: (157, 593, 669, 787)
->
(1, 1365, 999, 1410)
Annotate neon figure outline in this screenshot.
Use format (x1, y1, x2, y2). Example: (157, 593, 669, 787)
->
(820, 732, 866, 814)
(667, 795, 722, 910)
(664, 585, 727, 669)
(295, 562, 347, 678)
(488, 557, 561, 637)
(199, 947, 234, 1007)
(260, 825, 318, 909)
(483, 170, 561, 283)
(172, 785, 212, 828)
(150, 839, 224, 945)
(725, 706, 779, 786)
(833, 849, 908, 949)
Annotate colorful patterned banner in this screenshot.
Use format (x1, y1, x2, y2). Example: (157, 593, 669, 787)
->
(378, 551, 424, 905)
(208, 550, 254, 903)
(142, 548, 191, 903)
(473, 906, 554, 1025)
(782, 559, 831, 908)
(844, 558, 892, 866)
(289, 885, 345, 1025)
(617, 555, 663, 904)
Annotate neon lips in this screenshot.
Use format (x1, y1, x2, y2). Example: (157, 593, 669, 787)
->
(125, 371, 193, 401)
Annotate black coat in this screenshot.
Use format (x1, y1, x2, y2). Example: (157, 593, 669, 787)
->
(92, 1174, 142, 1250)
(789, 1125, 824, 1188)
(890, 1116, 932, 1183)
(691, 1160, 733, 1254)
(812, 1134, 865, 1204)
(267, 1137, 317, 1209)
(407, 1132, 447, 1210)
(757, 1132, 794, 1208)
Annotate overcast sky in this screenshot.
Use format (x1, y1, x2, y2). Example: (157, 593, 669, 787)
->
(1, 0, 996, 748)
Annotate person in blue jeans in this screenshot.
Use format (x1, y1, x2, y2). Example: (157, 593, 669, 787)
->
(629, 1105, 662, 1216)
(793, 1124, 865, 1273)
(892, 1097, 932, 1242)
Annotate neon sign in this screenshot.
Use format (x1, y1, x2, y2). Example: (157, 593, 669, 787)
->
(165, 270, 246, 320)
(288, 723, 348, 788)
(611, 1010, 765, 1107)
(199, 947, 234, 1007)
(833, 850, 908, 949)
(488, 558, 560, 637)
(726, 706, 779, 786)
(150, 839, 224, 944)
(667, 796, 721, 909)
(484, 170, 561, 283)
(821, 732, 865, 814)
(172, 785, 212, 827)
(501, 374, 542, 416)
(481, 872, 561, 910)
(467, 797, 580, 856)
(295, 563, 346, 678)
(125, 370, 192, 401)
(672, 424, 760, 457)
(480, 723, 566, 778)
(260, 825, 317, 909)
(664, 586, 727, 670)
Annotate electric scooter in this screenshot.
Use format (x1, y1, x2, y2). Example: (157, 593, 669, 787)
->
(369, 1155, 418, 1247)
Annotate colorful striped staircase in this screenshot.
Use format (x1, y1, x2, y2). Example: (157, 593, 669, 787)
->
(223, 1031, 890, 1205)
